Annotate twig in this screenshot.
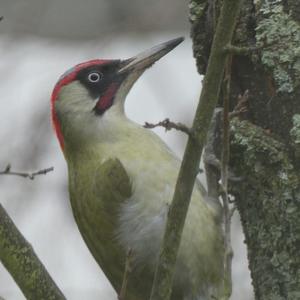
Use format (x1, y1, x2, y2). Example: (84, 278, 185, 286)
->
(220, 51, 234, 300)
(149, 1, 243, 299)
(118, 249, 133, 300)
(224, 44, 260, 55)
(196, 180, 208, 197)
(204, 108, 223, 201)
(144, 118, 192, 136)
(230, 205, 236, 218)
(0, 164, 54, 180)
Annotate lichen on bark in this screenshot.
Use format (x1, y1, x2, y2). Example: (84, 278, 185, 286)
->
(189, 0, 211, 74)
(230, 118, 300, 300)
(290, 114, 300, 160)
(290, 114, 300, 144)
(189, 0, 300, 299)
(255, 0, 300, 93)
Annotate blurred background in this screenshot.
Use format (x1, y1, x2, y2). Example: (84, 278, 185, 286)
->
(0, 1, 253, 299)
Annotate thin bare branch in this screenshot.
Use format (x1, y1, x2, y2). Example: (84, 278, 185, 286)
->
(220, 192, 234, 300)
(0, 164, 54, 180)
(204, 108, 223, 202)
(144, 118, 192, 136)
(230, 205, 236, 218)
(118, 248, 133, 300)
(220, 52, 234, 300)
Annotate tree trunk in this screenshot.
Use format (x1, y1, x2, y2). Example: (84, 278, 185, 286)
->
(189, 1, 300, 299)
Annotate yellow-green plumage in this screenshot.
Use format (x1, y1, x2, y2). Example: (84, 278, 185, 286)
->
(61, 109, 223, 299)
(53, 39, 224, 300)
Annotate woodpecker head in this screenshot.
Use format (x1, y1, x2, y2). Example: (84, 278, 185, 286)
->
(51, 37, 184, 151)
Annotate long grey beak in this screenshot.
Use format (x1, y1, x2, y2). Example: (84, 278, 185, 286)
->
(118, 37, 184, 74)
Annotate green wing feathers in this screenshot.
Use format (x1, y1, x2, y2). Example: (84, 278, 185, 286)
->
(95, 158, 132, 208)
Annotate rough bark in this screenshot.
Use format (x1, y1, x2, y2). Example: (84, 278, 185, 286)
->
(190, 0, 300, 299)
(0, 204, 66, 300)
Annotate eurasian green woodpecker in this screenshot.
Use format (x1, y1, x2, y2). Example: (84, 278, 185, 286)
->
(51, 37, 224, 300)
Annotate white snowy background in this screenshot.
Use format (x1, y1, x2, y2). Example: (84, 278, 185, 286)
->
(0, 1, 253, 299)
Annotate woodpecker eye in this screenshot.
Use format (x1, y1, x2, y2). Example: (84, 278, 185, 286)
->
(88, 72, 103, 83)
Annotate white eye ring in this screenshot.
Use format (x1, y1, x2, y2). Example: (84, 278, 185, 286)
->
(88, 72, 103, 83)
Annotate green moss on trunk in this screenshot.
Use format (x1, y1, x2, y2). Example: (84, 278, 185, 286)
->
(255, 1, 300, 93)
(230, 119, 300, 300)
(190, 0, 300, 299)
